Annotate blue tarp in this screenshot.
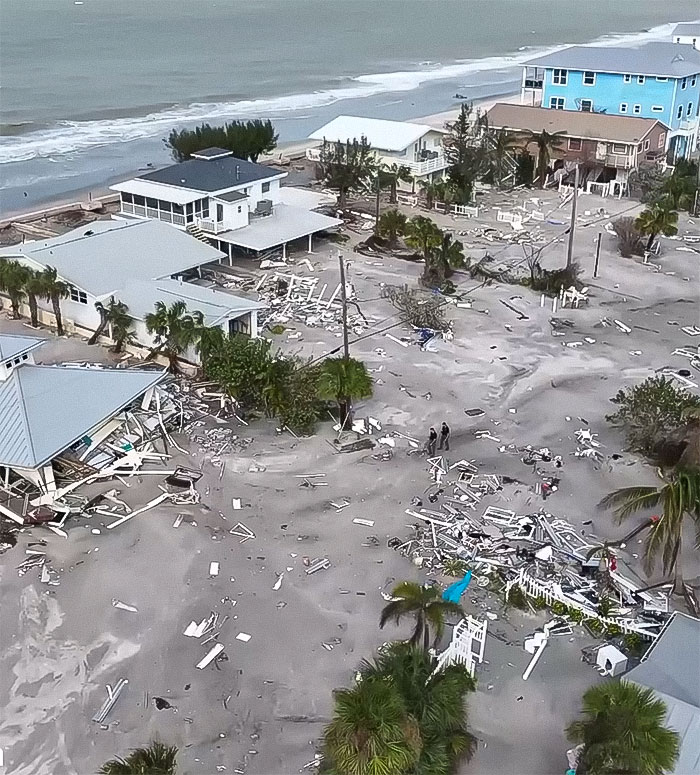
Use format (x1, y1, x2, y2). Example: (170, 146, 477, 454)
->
(442, 571, 472, 603)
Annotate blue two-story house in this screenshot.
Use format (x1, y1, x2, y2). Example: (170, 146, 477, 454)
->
(521, 42, 700, 160)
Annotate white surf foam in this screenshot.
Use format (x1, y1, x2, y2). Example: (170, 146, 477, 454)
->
(0, 20, 690, 165)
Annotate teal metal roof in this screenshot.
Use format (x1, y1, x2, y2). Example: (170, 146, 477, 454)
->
(0, 364, 164, 469)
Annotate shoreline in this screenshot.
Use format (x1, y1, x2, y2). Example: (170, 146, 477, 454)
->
(0, 92, 521, 227)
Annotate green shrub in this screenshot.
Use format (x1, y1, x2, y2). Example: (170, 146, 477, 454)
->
(442, 558, 468, 577)
(506, 584, 529, 610)
(551, 600, 569, 616)
(532, 595, 548, 611)
(623, 632, 645, 656)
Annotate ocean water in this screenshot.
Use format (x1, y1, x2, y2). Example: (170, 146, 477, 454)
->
(0, 1, 698, 213)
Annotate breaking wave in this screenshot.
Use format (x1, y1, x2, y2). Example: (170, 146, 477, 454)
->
(0, 20, 690, 165)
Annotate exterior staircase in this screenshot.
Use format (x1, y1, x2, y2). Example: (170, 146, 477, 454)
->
(186, 223, 209, 243)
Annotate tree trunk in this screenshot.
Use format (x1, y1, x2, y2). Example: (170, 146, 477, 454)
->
(423, 618, 430, 653)
(338, 399, 350, 427)
(113, 337, 124, 354)
(27, 293, 38, 327)
(88, 305, 109, 345)
(337, 187, 347, 209)
(10, 294, 21, 319)
(646, 232, 656, 252)
(671, 537, 684, 597)
(51, 294, 64, 335)
(167, 351, 179, 373)
(390, 181, 397, 204)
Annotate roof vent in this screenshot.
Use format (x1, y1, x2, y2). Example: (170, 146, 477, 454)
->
(672, 53, 685, 62)
(236, 165, 240, 180)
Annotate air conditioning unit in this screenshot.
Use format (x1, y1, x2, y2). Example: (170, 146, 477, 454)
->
(254, 199, 273, 216)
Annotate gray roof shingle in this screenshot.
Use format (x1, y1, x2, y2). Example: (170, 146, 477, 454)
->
(139, 156, 282, 192)
(525, 42, 700, 78)
(0, 364, 165, 469)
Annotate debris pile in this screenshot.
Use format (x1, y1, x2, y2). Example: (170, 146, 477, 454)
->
(255, 272, 375, 333)
(392, 456, 670, 641)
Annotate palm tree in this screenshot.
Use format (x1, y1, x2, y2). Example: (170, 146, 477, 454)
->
(566, 681, 679, 775)
(145, 300, 204, 372)
(599, 469, 700, 597)
(99, 741, 178, 774)
(361, 642, 477, 773)
(485, 128, 522, 188)
(318, 356, 373, 425)
(23, 268, 45, 328)
(380, 581, 464, 652)
(0, 259, 29, 319)
(419, 179, 442, 210)
(377, 208, 407, 245)
(635, 204, 679, 253)
(526, 128, 565, 187)
(40, 266, 69, 335)
(88, 300, 110, 345)
(404, 215, 442, 263)
(322, 678, 421, 775)
(107, 300, 135, 353)
(423, 232, 465, 288)
(378, 163, 413, 204)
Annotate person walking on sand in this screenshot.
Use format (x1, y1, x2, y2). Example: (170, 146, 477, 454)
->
(427, 426, 437, 456)
(439, 422, 450, 451)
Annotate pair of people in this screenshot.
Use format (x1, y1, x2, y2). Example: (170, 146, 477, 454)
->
(427, 422, 450, 455)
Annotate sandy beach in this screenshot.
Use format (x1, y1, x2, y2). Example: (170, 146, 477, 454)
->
(1, 181, 698, 774)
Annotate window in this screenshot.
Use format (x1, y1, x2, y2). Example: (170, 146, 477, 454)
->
(133, 194, 145, 206)
(122, 192, 133, 204)
(549, 96, 565, 110)
(567, 138, 582, 151)
(583, 71, 596, 86)
(159, 200, 172, 213)
(22, 353, 28, 361)
(186, 203, 193, 215)
(651, 105, 664, 112)
(681, 77, 687, 90)
(4, 362, 11, 370)
(633, 104, 641, 114)
(692, 76, 697, 87)
(619, 103, 628, 113)
(552, 68, 568, 85)
(146, 197, 157, 209)
(69, 286, 88, 305)
(688, 102, 694, 116)
(612, 143, 627, 154)
(173, 203, 184, 214)
(644, 139, 650, 150)
(579, 99, 593, 112)
(261, 181, 270, 193)
(637, 75, 645, 84)
(13, 357, 20, 366)
(658, 132, 666, 148)
(656, 76, 668, 82)
(677, 105, 684, 119)
(237, 205, 242, 213)
(623, 74, 632, 83)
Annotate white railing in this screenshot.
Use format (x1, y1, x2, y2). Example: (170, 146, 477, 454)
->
(602, 153, 634, 169)
(678, 119, 698, 132)
(120, 202, 186, 227)
(381, 154, 447, 176)
(305, 146, 447, 176)
(197, 218, 225, 234)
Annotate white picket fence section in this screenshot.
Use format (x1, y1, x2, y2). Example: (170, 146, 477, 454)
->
(435, 616, 488, 677)
(508, 569, 661, 640)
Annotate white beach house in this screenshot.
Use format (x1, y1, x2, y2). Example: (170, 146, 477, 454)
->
(306, 115, 448, 189)
(110, 148, 342, 260)
(0, 219, 264, 361)
(673, 23, 700, 50)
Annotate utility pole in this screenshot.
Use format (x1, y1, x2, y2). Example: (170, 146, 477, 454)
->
(338, 253, 350, 361)
(593, 232, 602, 278)
(374, 176, 381, 236)
(565, 164, 580, 270)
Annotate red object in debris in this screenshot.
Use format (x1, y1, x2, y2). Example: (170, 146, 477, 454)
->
(650, 515, 660, 522)
(609, 556, 618, 572)
(23, 506, 57, 525)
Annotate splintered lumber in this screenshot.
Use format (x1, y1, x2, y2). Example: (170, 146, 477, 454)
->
(196, 643, 225, 669)
(106, 493, 172, 530)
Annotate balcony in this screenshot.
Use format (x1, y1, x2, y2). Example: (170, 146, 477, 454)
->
(678, 119, 698, 132)
(119, 201, 185, 226)
(523, 78, 543, 90)
(594, 150, 635, 169)
(197, 218, 225, 234)
(385, 154, 448, 177)
(306, 146, 447, 176)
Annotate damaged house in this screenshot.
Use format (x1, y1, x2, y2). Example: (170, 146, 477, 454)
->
(486, 102, 668, 196)
(0, 333, 165, 506)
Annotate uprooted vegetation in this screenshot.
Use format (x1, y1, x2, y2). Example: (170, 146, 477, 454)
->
(606, 375, 700, 469)
(613, 217, 645, 258)
(382, 285, 451, 331)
